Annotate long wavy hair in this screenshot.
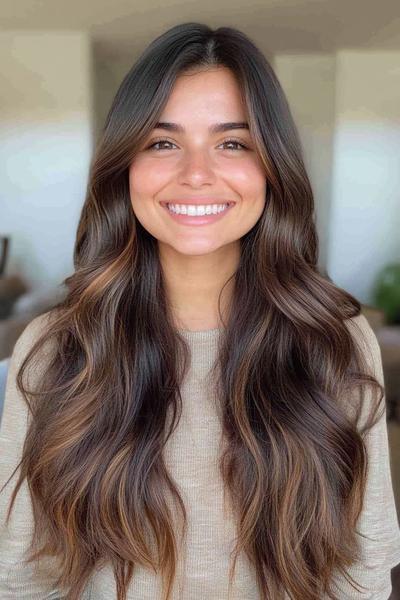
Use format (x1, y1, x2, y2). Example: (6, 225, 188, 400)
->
(2, 22, 384, 600)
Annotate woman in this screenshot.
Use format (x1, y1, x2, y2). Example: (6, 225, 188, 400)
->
(1, 22, 399, 600)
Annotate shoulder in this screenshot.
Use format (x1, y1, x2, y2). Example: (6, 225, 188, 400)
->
(340, 316, 400, 590)
(1, 311, 56, 444)
(344, 312, 382, 381)
(11, 310, 56, 365)
(13, 310, 54, 351)
(344, 312, 378, 349)
(339, 312, 385, 430)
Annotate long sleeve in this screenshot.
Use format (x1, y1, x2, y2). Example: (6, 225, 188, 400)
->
(0, 313, 70, 599)
(329, 314, 400, 599)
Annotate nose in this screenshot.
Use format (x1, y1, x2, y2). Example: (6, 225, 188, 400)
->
(177, 147, 217, 187)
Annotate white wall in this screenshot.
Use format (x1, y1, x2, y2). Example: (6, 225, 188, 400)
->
(273, 53, 337, 271)
(0, 31, 94, 290)
(327, 50, 400, 304)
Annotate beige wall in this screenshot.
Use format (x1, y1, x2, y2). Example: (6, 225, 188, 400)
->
(92, 50, 135, 144)
(273, 53, 337, 271)
(0, 31, 94, 290)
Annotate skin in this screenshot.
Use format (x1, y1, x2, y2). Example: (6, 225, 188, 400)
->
(128, 66, 266, 331)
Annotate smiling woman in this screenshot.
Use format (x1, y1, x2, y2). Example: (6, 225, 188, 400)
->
(128, 66, 266, 322)
(1, 21, 400, 600)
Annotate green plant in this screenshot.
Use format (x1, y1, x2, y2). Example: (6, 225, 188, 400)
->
(372, 262, 400, 324)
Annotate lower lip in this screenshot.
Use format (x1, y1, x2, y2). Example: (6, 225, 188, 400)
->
(161, 203, 234, 226)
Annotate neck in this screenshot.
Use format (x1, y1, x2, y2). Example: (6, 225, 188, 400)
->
(159, 240, 240, 332)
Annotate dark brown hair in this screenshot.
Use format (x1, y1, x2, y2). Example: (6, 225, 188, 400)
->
(1, 22, 384, 600)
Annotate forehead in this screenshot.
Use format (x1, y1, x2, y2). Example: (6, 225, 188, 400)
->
(158, 66, 247, 123)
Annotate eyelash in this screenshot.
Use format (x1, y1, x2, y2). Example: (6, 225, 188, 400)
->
(146, 138, 249, 151)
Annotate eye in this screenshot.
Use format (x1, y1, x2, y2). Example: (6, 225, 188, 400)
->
(145, 138, 249, 152)
(147, 139, 177, 151)
(219, 139, 249, 151)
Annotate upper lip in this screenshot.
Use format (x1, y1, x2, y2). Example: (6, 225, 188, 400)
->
(161, 199, 235, 206)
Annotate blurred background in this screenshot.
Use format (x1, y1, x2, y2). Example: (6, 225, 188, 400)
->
(0, 0, 400, 594)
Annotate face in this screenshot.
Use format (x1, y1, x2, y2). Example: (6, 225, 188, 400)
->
(128, 66, 266, 256)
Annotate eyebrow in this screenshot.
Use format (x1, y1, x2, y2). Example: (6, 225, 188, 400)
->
(153, 121, 249, 134)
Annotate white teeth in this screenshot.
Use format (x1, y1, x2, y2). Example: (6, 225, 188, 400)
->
(167, 203, 229, 216)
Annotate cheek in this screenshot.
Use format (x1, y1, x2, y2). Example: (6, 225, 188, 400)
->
(225, 160, 266, 201)
(129, 158, 170, 202)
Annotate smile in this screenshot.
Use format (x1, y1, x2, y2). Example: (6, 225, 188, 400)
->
(160, 201, 235, 226)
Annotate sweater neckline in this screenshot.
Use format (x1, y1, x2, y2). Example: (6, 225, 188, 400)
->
(176, 326, 222, 343)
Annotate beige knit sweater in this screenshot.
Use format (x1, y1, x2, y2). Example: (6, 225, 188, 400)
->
(0, 312, 400, 599)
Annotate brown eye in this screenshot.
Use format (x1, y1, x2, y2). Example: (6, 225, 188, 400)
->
(220, 139, 248, 151)
(147, 139, 177, 151)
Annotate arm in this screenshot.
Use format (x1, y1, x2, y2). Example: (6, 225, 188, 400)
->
(0, 314, 69, 599)
(330, 314, 400, 599)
